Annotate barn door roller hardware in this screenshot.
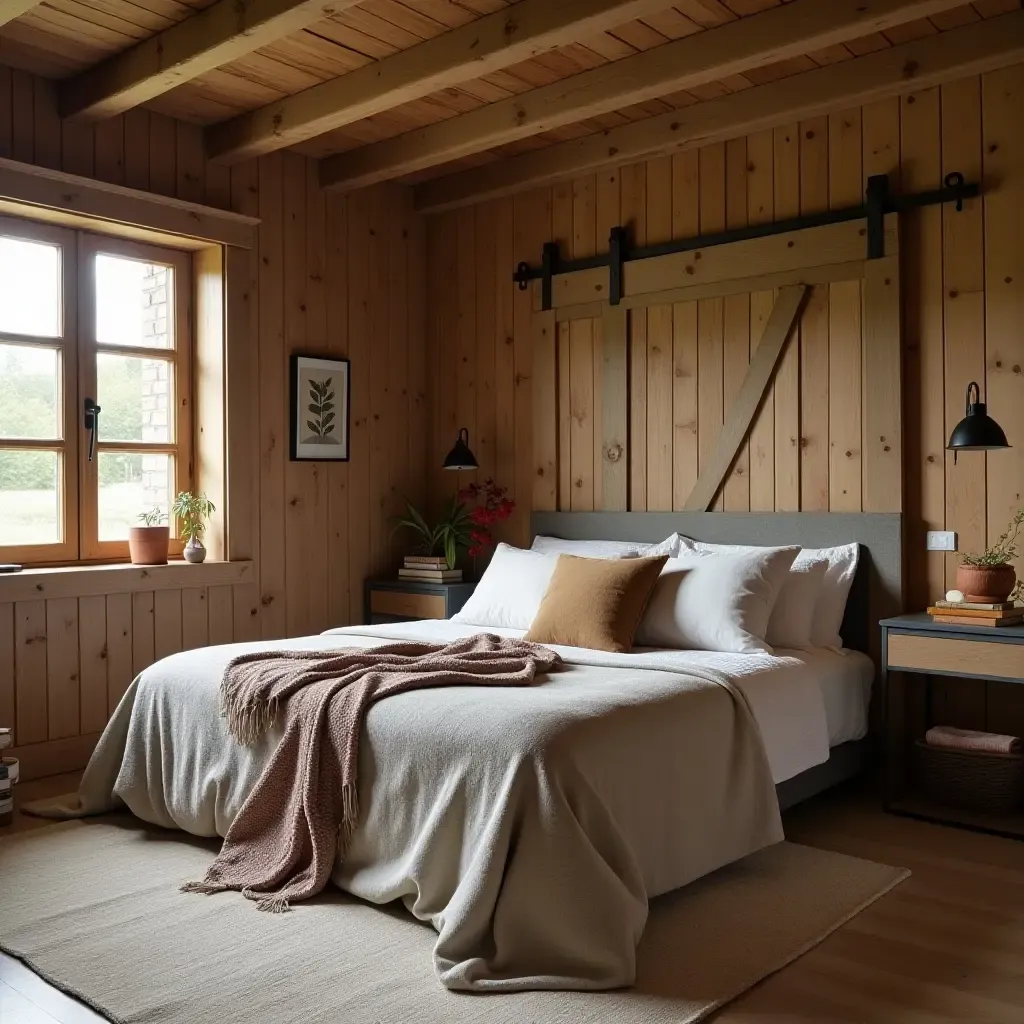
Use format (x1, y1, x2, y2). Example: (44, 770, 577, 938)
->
(514, 171, 977, 310)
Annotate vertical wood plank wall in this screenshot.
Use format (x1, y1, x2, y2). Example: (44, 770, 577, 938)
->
(426, 66, 1024, 735)
(0, 68, 427, 778)
(2, 64, 1023, 776)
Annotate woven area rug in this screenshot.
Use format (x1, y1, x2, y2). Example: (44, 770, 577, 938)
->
(0, 817, 907, 1024)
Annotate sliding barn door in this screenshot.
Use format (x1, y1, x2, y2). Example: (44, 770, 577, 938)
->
(533, 217, 902, 516)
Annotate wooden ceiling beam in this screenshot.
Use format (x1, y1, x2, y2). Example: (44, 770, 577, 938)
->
(59, 0, 359, 121)
(413, 9, 1024, 213)
(0, 0, 43, 28)
(205, 0, 679, 164)
(318, 0, 974, 193)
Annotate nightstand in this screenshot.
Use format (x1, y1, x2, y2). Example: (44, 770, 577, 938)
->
(364, 578, 477, 625)
(881, 613, 1024, 840)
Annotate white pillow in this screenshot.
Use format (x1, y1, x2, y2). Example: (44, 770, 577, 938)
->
(451, 544, 558, 630)
(802, 544, 859, 648)
(530, 534, 681, 559)
(635, 547, 799, 654)
(765, 558, 828, 649)
(676, 537, 859, 649)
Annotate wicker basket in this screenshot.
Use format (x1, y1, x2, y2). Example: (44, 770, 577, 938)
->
(913, 740, 1024, 814)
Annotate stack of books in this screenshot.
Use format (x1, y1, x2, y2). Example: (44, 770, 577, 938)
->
(0, 727, 12, 826)
(398, 555, 462, 583)
(928, 600, 1023, 628)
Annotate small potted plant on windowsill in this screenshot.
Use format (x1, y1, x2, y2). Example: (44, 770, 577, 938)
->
(172, 491, 216, 564)
(129, 508, 169, 566)
(957, 507, 1024, 603)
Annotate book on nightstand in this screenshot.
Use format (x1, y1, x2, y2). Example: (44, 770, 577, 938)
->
(399, 556, 463, 582)
(928, 605, 1023, 628)
(933, 600, 1015, 612)
(399, 568, 463, 582)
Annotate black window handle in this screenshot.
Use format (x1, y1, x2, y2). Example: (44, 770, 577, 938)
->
(84, 398, 101, 462)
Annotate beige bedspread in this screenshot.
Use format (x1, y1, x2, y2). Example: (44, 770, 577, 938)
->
(37, 624, 783, 992)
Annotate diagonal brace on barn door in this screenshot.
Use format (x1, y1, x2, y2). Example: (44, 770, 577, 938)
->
(684, 286, 809, 512)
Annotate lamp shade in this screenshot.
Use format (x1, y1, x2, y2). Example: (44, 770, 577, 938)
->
(443, 427, 478, 471)
(946, 381, 1010, 456)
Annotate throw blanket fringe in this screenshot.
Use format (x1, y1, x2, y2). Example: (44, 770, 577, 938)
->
(182, 634, 560, 912)
(223, 697, 279, 748)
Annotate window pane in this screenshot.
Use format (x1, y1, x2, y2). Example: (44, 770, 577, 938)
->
(97, 352, 173, 443)
(0, 449, 60, 545)
(0, 236, 61, 337)
(98, 451, 173, 541)
(95, 254, 173, 350)
(0, 343, 60, 440)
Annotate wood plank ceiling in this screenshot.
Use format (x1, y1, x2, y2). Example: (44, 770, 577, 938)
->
(0, 0, 1019, 208)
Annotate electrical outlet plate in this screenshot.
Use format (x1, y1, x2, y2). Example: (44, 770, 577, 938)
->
(926, 531, 957, 552)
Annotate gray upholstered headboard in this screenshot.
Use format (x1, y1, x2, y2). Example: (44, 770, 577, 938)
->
(530, 512, 902, 657)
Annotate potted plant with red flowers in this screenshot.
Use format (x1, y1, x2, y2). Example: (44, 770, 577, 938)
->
(391, 481, 514, 574)
(458, 478, 516, 567)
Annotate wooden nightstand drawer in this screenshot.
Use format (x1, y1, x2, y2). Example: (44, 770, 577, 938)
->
(888, 633, 1024, 681)
(370, 590, 447, 620)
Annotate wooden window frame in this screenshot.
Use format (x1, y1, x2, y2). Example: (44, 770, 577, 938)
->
(0, 216, 195, 566)
(77, 234, 193, 563)
(0, 216, 79, 564)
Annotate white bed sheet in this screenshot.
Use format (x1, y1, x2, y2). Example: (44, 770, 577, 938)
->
(326, 621, 872, 784)
(793, 646, 874, 748)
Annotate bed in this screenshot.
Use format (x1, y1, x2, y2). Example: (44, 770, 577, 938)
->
(531, 511, 903, 809)
(47, 511, 900, 993)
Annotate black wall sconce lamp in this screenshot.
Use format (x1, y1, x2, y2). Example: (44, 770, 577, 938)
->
(947, 381, 1010, 463)
(443, 427, 478, 471)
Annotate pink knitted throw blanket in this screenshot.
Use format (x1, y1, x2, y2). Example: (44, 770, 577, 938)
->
(182, 634, 561, 912)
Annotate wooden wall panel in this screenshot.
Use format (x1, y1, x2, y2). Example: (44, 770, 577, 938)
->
(0, 68, 427, 777)
(425, 66, 1024, 748)
(78, 597, 107, 735)
(105, 593, 133, 714)
(180, 588, 209, 651)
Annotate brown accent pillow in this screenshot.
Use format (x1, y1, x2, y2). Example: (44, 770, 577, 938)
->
(524, 554, 668, 653)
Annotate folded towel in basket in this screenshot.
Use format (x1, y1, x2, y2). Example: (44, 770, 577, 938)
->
(925, 725, 1022, 755)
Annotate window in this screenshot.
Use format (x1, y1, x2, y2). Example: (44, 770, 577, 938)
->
(0, 218, 192, 565)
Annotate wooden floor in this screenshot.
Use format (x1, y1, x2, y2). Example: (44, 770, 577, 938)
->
(2, 775, 1023, 1022)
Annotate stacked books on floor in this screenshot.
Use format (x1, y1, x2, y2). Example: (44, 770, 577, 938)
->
(927, 600, 1023, 628)
(398, 556, 462, 583)
(0, 727, 13, 827)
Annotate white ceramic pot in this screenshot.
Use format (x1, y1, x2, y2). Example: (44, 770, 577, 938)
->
(184, 537, 207, 564)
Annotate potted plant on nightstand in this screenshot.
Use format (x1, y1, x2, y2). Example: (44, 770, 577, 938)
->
(392, 495, 475, 571)
(957, 507, 1024, 603)
(391, 480, 515, 573)
(129, 508, 169, 566)
(172, 491, 216, 564)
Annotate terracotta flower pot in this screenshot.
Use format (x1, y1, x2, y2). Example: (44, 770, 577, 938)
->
(128, 526, 169, 566)
(955, 562, 1016, 603)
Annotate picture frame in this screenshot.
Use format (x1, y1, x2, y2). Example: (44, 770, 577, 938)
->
(289, 354, 350, 461)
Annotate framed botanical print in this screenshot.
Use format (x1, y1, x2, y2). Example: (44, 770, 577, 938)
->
(290, 354, 350, 461)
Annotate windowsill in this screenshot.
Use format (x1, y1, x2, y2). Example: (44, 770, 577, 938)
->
(0, 559, 254, 602)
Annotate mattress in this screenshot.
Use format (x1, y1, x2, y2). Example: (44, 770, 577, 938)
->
(323, 620, 872, 784)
